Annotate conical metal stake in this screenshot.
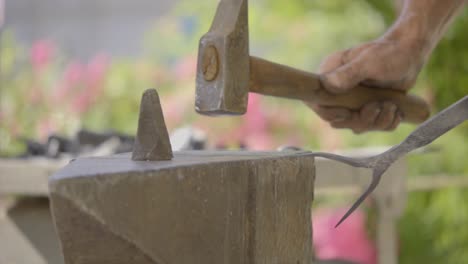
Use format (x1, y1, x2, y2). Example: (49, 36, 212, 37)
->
(132, 89, 173, 161)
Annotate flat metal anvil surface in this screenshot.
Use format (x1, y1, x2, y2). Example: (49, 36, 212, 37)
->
(49, 151, 315, 264)
(195, 0, 430, 124)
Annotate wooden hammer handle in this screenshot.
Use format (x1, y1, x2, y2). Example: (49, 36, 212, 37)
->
(249, 56, 430, 124)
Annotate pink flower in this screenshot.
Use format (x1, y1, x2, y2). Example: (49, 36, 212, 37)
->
(63, 55, 109, 114)
(28, 85, 43, 104)
(30, 40, 55, 71)
(83, 54, 109, 106)
(37, 118, 56, 140)
(245, 94, 268, 134)
(161, 97, 185, 127)
(64, 62, 85, 87)
(71, 92, 93, 114)
(313, 208, 377, 264)
(85, 54, 109, 96)
(174, 55, 196, 81)
(241, 94, 273, 150)
(209, 94, 274, 150)
(52, 61, 84, 104)
(244, 133, 273, 150)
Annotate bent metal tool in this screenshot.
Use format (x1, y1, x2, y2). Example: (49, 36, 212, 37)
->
(310, 96, 468, 227)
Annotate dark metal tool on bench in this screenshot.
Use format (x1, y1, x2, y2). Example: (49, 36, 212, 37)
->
(311, 96, 468, 226)
(195, 0, 430, 124)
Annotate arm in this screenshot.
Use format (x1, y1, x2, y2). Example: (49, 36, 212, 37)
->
(307, 0, 465, 133)
(386, 0, 465, 65)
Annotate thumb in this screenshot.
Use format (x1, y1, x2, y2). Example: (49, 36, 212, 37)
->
(320, 54, 368, 94)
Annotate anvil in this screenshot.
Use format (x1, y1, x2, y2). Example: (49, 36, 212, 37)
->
(49, 89, 315, 264)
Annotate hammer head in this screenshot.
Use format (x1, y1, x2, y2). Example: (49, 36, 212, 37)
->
(195, 0, 250, 116)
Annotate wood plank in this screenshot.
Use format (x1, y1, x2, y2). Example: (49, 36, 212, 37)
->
(0, 158, 66, 196)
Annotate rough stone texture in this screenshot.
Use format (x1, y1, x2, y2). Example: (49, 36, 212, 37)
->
(132, 89, 173, 161)
(49, 151, 315, 264)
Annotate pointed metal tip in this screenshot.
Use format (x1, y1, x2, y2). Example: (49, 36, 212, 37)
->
(334, 220, 344, 229)
(334, 168, 386, 228)
(132, 89, 173, 161)
(334, 207, 354, 228)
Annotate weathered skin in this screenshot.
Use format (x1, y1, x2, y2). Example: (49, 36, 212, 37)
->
(308, 0, 466, 133)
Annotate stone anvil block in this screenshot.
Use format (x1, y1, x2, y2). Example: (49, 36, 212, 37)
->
(49, 151, 315, 264)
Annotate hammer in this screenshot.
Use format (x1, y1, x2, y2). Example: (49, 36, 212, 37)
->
(195, 0, 430, 123)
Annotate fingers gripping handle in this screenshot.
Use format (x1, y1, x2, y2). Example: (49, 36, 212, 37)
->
(249, 56, 430, 124)
(317, 86, 430, 124)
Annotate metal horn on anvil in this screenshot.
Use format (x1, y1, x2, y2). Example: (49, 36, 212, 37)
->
(132, 89, 173, 161)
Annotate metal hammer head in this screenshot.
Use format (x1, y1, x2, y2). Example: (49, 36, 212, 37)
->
(195, 0, 249, 116)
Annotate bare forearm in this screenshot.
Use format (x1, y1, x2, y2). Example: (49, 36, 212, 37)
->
(311, 0, 465, 133)
(385, 0, 465, 60)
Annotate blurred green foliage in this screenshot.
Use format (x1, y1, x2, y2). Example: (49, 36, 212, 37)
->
(426, 7, 468, 110)
(1, 0, 468, 263)
(400, 188, 468, 263)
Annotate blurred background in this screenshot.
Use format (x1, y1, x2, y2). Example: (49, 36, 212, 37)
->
(1, 0, 468, 263)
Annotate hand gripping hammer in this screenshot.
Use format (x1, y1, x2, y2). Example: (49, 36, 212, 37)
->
(195, 0, 430, 123)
